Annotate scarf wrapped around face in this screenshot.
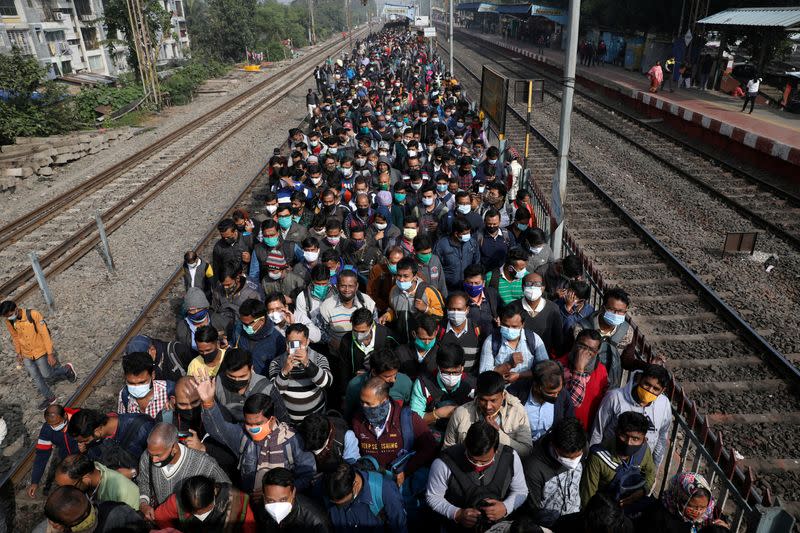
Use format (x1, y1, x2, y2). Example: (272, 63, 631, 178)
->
(662, 472, 715, 525)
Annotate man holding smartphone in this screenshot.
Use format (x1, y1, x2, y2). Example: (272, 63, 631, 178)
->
(268, 324, 333, 425)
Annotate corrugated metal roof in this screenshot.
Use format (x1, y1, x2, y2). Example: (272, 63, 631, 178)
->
(698, 7, 800, 27)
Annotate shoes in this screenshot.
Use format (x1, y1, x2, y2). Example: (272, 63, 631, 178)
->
(38, 397, 57, 410)
(65, 363, 77, 383)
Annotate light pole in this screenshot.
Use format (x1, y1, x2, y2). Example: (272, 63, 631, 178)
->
(551, 0, 580, 258)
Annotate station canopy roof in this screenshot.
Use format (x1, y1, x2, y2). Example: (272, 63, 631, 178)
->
(698, 7, 800, 29)
(454, 2, 566, 24)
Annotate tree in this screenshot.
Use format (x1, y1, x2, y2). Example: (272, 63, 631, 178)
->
(192, 0, 256, 61)
(102, 0, 174, 75)
(0, 48, 75, 144)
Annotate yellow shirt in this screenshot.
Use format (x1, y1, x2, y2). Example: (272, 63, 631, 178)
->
(187, 348, 226, 378)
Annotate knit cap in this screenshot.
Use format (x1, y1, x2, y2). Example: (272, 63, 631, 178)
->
(376, 190, 392, 207)
(184, 287, 209, 309)
(266, 250, 287, 270)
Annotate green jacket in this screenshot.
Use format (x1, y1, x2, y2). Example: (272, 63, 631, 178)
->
(96, 462, 140, 509)
(579, 440, 655, 507)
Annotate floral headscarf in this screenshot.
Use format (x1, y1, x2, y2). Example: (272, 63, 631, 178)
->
(662, 472, 715, 525)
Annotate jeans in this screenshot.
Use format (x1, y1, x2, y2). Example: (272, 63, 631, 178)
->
(24, 355, 69, 399)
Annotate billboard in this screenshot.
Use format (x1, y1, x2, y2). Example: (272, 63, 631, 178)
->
(480, 66, 509, 132)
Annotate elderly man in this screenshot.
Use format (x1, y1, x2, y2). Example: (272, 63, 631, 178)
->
(137, 422, 229, 522)
(35, 486, 144, 533)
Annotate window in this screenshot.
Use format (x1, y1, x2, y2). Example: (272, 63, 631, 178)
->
(81, 27, 98, 49)
(88, 54, 102, 71)
(45, 30, 65, 43)
(173, 0, 183, 16)
(7, 30, 31, 54)
(74, 0, 91, 17)
(0, 0, 18, 16)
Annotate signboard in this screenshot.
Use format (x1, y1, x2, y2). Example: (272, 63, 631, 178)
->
(514, 79, 545, 104)
(480, 65, 509, 132)
(423, 27, 436, 37)
(414, 15, 429, 26)
(383, 3, 414, 19)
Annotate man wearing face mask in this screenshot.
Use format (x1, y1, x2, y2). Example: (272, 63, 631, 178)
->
(298, 413, 361, 486)
(212, 218, 252, 278)
(29, 404, 80, 499)
(268, 324, 332, 424)
(211, 263, 262, 332)
(176, 288, 228, 355)
(590, 364, 672, 467)
(380, 257, 445, 346)
(426, 420, 528, 531)
(521, 417, 585, 527)
(259, 467, 331, 530)
(520, 272, 564, 355)
(352, 377, 436, 492)
(342, 225, 382, 285)
(486, 248, 530, 306)
(409, 233, 448, 297)
(249, 219, 296, 284)
(580, 412, 655, 511)
(514, 361, 574, 442)
(117, 352, 173, 419)
(137, 423, 230, 521)
(182, 250, 214, 301)
(413, 184, 448, 238)
(476, 209, 510, 272)
(479, 301, 548, 386)
(319, 270, 377, 352)
(318, 219, 349, 256)
(195, 376, 316, 494)
(409, 345, 476, 441)
(54, 453, 139, 509)
(523, 228, 554, 276)
(260, 250, 305, 306)
(152, 475, 256, 531)
(187, 326, 227, 378)
(572, 287, 635, 389)
(229, 299, 287, 376)
(433, 217, 480, 293)
(68, 408, 155, 474)
(212, 347, 288, 423)
(38, 485, 145, 533)
(444, 371, 533, 458)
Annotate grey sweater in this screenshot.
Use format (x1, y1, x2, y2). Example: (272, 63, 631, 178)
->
(137, 443, 230, 505)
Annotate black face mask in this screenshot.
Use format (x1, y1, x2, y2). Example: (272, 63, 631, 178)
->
(224, 236, 236, 245)
(541, 394, 558, 404)
(356, 207, 369, 217)
(152, 447, 177, 468)
(176, 405, 201, 422)
(235, 224, 246, 232)
(220, 372, 250, 392)
(617, 439, 644, 457)
(201, 349, 219, 364)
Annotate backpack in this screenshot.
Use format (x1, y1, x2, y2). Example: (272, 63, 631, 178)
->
(162, 342, 187, 378)
(413, 281, 444, 314)
(25, 309, 39, 334)
(365, 470, 386, 517)
(119, 381, 176, 411)
(97, 415, 150, 470)
(590, 443, 647, 500)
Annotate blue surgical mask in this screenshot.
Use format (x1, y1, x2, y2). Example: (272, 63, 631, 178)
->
(500, 326, 521, 341)
(264, 236, 279, 247)
(397, 279, 413, 291)
(278, 216, 292, 229)
(415, 337, 435, 352)
(513, 266, 528, 280)
(388, 264, 398, 275)
(459, 233, 471, 243)
(127, 382, 151, 399)
(517, 223, 528, 231)
(604, 310, 626, 326)
(311, 284, 330, 300)
(436, 184, 448, 192)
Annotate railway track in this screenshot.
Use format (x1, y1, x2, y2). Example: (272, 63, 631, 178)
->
(0, 27, 366, 305)
(444, 40, 800, 527)
(3, 107, 300, 533)
(446, 27, 800, 252)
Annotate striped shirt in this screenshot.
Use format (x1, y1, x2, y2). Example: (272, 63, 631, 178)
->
(269, 349, 332, 423)
(494, 271, 524, 306)
(318, 292, 377, 342)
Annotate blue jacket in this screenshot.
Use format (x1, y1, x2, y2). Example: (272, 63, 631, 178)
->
(433, 235, 480, 290)
(328, 470, 407, 533)
(85, 413, 155, 469)
(32, 420, 79, 484)
(201, 402, 315, 493)
(230, 319, 286, 376)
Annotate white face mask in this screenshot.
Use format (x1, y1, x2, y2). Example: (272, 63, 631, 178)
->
(50, 421, 67, 432)
(410, 182, 422, 190)
(447, 310, 467, 326)
(265, 501, 293, 524)
(304, 250, 319, 263)
(440, 372, 461, 388)
(454, 138, 464, 146)
(530, 245, 544, 254)
(556, 454, 582, 470)
(269, 311, 284, 324)
(268, 270, 283, 281)
(524, 286, 543, 301)
(375, 223, 387, 230)
(407, 150, 418, 157)
(457, 204, 471, 214)
(266, 205, 278, 215)
(194, 508, 213, 522)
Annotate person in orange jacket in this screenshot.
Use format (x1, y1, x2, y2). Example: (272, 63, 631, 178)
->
(1, 300, 77, 410)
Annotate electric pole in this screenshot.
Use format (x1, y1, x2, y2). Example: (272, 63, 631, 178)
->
(551, 0, 580, 258)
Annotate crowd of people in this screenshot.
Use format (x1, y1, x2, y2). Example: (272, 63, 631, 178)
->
(2, 25, 733, 533)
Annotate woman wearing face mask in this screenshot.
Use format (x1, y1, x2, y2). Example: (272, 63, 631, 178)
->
(258, 467, 331, 531)
(645, 472, 729, 533)
(153, 475, 256, 532)
(367, 206, 400, 252)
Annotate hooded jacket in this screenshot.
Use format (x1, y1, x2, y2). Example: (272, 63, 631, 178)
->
(522, 433, 583, 526)
(589, 370, 672, 466)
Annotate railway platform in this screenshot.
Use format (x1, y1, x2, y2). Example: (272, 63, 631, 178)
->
(448, 26, 800, 173)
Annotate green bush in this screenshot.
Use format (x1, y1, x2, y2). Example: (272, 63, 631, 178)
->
(161, 58, 228, 105)
(71, 84, 144, 123)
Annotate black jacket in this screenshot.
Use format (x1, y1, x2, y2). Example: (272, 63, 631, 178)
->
(332, 324, 397, 398)
(255, 494, 332, 532)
